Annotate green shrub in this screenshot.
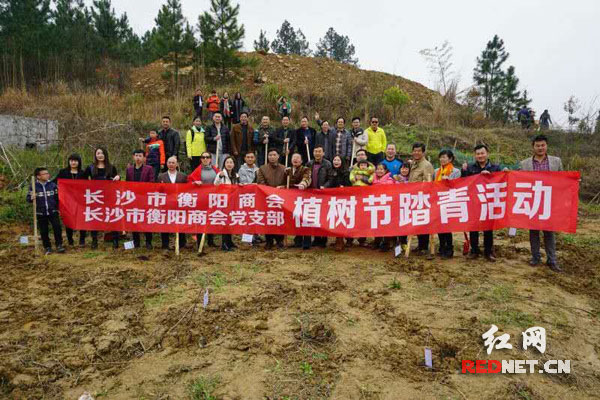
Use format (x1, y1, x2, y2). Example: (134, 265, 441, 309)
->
(0, 188, 31, 224)
(383, 86, 411, 121)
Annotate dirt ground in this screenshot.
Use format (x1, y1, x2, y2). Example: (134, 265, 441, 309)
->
(1, 211, 599, 399)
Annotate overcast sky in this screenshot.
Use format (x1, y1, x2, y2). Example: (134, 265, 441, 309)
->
(98, 0, 599, 127)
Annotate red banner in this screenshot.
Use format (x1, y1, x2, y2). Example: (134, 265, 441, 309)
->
(58, 171, 579, 237)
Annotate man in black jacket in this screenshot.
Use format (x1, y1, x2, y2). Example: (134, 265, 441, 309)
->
(158, 116, 181, 169)
(462, 144, 502, 262)
(204, 112, 231, 169)
(314, 120, 334, 161)
(256, 115, 279, 167)
(303, 145, 332, 249)
(295, 116, 316, 164)
(276, 115, 295, 165)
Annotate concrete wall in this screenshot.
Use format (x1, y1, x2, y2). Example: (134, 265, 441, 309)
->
(0, 115, 58, 149)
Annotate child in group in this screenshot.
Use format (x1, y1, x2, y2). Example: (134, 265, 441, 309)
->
(393, 163, 411, 183)
(349, 160, 374, 186)
(372, 163, 395, 185)
(144, 130, 165, 180)
(27, 167, 65, 255)
(371, 163, 395, 251)
(393, 162, 411, 250)
(348, 160, 374, 247)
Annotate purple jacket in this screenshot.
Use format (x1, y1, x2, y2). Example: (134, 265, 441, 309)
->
(126, 164, 155, 182)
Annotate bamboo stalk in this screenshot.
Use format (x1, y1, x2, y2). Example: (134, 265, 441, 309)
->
(264, 140, 268, 166)
(215, 139, 220, 169)
(197, 233, 207, 255)
(427, 173, 435, 257)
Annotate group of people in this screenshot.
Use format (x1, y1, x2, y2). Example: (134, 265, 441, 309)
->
(518, 107, 554, 131)
(193, 89, 247, 129)
(27, 108, 564, 272)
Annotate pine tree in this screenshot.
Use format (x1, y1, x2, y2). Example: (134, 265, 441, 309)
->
(253, 29, 270, 53)
(473, 35, 509, 118)
(271, 20, 310, 56)
(151, 0, 196, 88)
(315, 27, 358, 65)
(0, 0, 52, 87)
(51, 0, 97, 81)
(199, 0, 245, 79)
(91, 0, 124, 59)
(494, 65, 521, 122)
(517, 89, 532, 109)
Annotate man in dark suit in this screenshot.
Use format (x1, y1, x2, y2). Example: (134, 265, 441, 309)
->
(461, 144, 503, 262)
(157, 156, 188, 250)
(127, 149, 155, 249)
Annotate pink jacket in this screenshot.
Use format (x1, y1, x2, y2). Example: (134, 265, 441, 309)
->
(372, 172, 395, 185)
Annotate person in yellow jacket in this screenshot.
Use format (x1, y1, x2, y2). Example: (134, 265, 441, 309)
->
(365, 116, 387, 165)
(186, 116, 206, 171)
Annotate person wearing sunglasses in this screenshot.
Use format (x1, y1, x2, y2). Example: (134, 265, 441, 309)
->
(365, 116, 387, 165)
(188, 152, 221, 248)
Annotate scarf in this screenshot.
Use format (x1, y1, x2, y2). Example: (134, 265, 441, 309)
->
(223, 99, 231, 116)
(435, 163, 454, 181)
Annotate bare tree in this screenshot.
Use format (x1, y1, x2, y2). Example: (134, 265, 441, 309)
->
(419, 40, 456, 97)
(563, 95, 580, 132)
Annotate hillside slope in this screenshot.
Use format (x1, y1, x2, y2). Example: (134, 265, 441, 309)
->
(130, 52, 453, 125)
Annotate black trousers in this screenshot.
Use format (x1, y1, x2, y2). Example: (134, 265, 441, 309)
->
(190, 156, 201, 172)
(224, 116, 232, 130)
(438, 233, 453, 256)
(470, 230, 493, 256)
(39, 213, 62, 249)
(294, 236, 314, 248)
(149, 164, 161, 181)
(222, 234, 233, 246)
(161, 233, 186, 249)
(417, 234, 429, 250)
(373, 237, 393, 249)
(265, 234, 284, 244)
(311, 236, 327, 247)
(257, 150, 266, 168)
(133, 232, 152, 247)
(194, 107, 202, 121)
(367, 152, 384, 165)
(66, 228, 86, 244)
